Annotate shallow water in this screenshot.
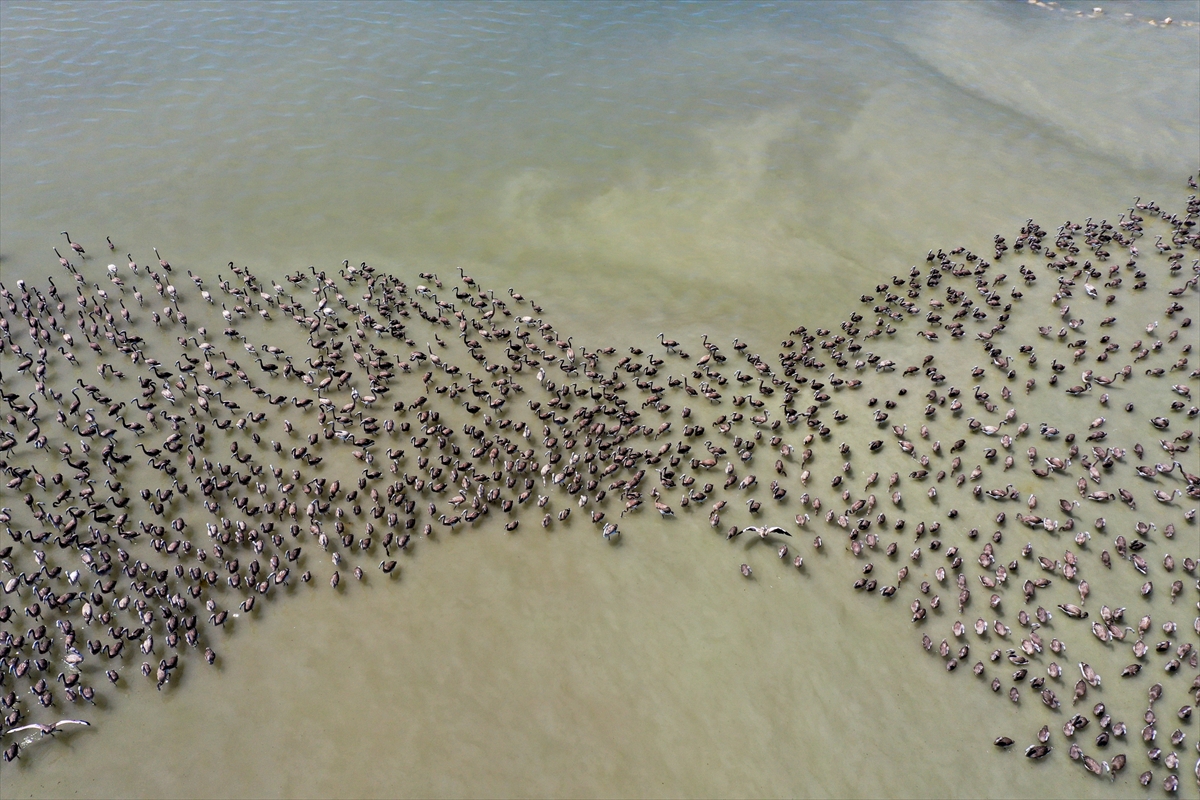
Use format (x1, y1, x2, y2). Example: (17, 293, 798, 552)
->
(1, 2, 1198, 798)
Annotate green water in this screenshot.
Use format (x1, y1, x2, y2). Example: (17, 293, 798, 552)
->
(1, 2, 1197, 797)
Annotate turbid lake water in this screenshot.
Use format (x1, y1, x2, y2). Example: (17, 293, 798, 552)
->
(1, 1, 1198, 798)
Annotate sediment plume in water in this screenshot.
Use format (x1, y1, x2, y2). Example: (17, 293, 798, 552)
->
(0, 182, 1197, 793)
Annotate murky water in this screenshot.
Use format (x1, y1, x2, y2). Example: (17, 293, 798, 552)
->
(1, 1, 1198, 798)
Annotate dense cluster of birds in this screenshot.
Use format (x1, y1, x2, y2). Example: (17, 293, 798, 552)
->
(1, 181, 1197, 792)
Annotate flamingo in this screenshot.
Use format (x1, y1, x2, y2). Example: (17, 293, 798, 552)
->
(61, 231, 84, 257)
